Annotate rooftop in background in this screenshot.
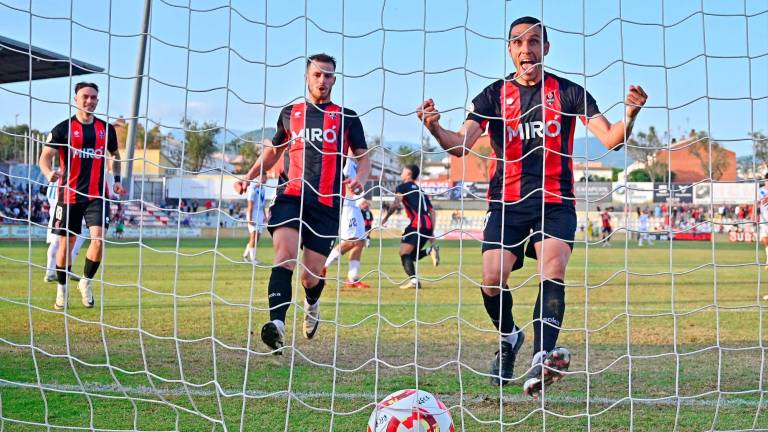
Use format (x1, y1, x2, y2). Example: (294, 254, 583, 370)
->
(0, 35, 103, 84)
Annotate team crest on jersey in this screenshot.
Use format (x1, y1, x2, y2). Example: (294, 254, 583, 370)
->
(329, 112, 338, 119)
(546, 91, 555, 105)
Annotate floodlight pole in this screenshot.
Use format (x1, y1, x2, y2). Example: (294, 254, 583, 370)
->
(123, 0, 152, 200)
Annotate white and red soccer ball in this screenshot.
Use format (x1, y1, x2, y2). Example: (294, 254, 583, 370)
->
(367, 389, 454, 432)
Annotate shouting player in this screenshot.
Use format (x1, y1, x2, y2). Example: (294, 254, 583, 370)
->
(234, 53, 370, 353)
(39, 82, 124, 310)
(417, 16, 647, 397)
(381, 164, 440, 290)
(324, 158, 370, 289)
(243, 177, 267, 264)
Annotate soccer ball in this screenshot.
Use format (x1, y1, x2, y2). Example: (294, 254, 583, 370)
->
(367, 389, 454, 432)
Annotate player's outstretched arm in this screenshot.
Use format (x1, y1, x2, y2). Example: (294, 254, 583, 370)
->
(235, 144, 286, 194)
(38, 147, 59, 182)
(380, 194, 402, 226)
(416, 99, 483, 157)
(587, 85, 648, 150)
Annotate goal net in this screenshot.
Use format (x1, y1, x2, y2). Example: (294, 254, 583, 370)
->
(1, 0, 767, 431)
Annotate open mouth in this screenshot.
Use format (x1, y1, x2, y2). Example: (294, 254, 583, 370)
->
(519, 60, 537, 70)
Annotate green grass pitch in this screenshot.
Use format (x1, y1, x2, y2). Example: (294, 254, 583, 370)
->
(1, 236, 768, 431)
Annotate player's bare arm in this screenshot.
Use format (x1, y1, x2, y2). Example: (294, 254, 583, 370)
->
(586, 85, 648, 150)
(38, 146, 59, 182)
(110, 148, 125, 195)
(416, 99, 484, 157)
(380, 194, 402, 226)
(235, 144, 287, 194)
(346, 147, 370, 195)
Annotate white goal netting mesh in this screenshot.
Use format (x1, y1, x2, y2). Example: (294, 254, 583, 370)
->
(1, 0, 767, 431)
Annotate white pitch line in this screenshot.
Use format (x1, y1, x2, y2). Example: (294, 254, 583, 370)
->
(1, 381, 764, 408)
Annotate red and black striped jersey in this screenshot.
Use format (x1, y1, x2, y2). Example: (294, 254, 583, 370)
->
(272, 102, 367, 209)
(467, 73, 600, 205)
(45, 116, 118, 205)
(396, 181, 434, 230)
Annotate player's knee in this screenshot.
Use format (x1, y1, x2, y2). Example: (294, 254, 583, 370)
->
(300, 269, 320, 288)
(90, 238, 103, 251)
(482, 271, 504, 290)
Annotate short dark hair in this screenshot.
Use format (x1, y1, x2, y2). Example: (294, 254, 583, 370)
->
(508, 16, 548, 43)
(74, 82, 99, 94)
(406, 164, 420, 181)
(306, 53, 337, 70)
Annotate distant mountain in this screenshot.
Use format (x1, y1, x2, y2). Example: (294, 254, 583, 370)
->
(572, 137, 634, 168)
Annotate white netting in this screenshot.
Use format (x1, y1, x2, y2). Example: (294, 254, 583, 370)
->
(1, 0, 767, 431)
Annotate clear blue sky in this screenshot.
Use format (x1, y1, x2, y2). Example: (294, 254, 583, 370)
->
(1, 0, 766, 158)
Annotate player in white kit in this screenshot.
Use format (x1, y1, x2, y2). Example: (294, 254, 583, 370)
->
(637, 209, 653, 246)
(324, 159, 369, 288)
(44, 181, 85, 282)
(758, 173, 768, 270)
(243, 180, 267, 263)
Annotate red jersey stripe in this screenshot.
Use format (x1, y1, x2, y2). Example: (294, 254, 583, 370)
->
(88, 121, 105, 199)
(285, 103, 306, 197)
(317, 105, 342, 207)
(66, 121, 83, 204)
(543, 76, 563, 204)
(501, 81, 523, 202)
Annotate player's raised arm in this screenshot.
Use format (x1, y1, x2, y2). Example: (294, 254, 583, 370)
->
(417, 99, 484, 158)
(586, 85, 648, 150)
(380, 193, 402, 226)
(235, 138, 287, 195)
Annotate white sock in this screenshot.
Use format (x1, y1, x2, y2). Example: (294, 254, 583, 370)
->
(46, 241, 58, 275)
(502, 328, 519, 346)
(347, 260, 360, 282)
(325, 248, 341, 267)
(272, 319, 285, 335)
(249, 248, 257, 261)
(243, 246, 251, 257)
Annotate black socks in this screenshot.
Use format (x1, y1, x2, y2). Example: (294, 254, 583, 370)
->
(304, 279, 325, 306)
(268, 266, 293, 322)
(533, 279, 566, 353)
(84, 258, 100, 279)
(481, 286, 515, 335)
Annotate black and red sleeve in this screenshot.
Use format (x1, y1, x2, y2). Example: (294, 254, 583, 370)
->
(271, 106, 291, 148)
(466, 80, 500, 130)
(344, 109, 367, 151)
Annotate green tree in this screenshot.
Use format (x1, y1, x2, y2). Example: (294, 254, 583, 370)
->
(115, 120, 163, 150)
(182, 120, 219, 173)
(237, 140, 262, 174)
(0, 124, 42, 162)
(752, 131, 768, 165)
(626, 126, 669, 182)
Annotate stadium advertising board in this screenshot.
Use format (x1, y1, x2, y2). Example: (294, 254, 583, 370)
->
(612, 181, 654, 204)
(574, 182, 612, 203)
(653, 183, 694, 203)
(167, 176, 278, 200)
(693, 183, 758, 204)
(417, 180, 455, 200)
(0, 226, 201, 239)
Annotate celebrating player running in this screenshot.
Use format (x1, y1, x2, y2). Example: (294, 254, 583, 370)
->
(417, 16, 647, 398)
(234, 53, 370, 353)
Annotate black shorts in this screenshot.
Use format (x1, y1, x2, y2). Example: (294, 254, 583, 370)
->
(482, 202, 576, 271)
(52, 199, 110, 236)
(401, 225, 434, 248)
(603, 225, 613, 234)
(267, 194, 340, 257)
